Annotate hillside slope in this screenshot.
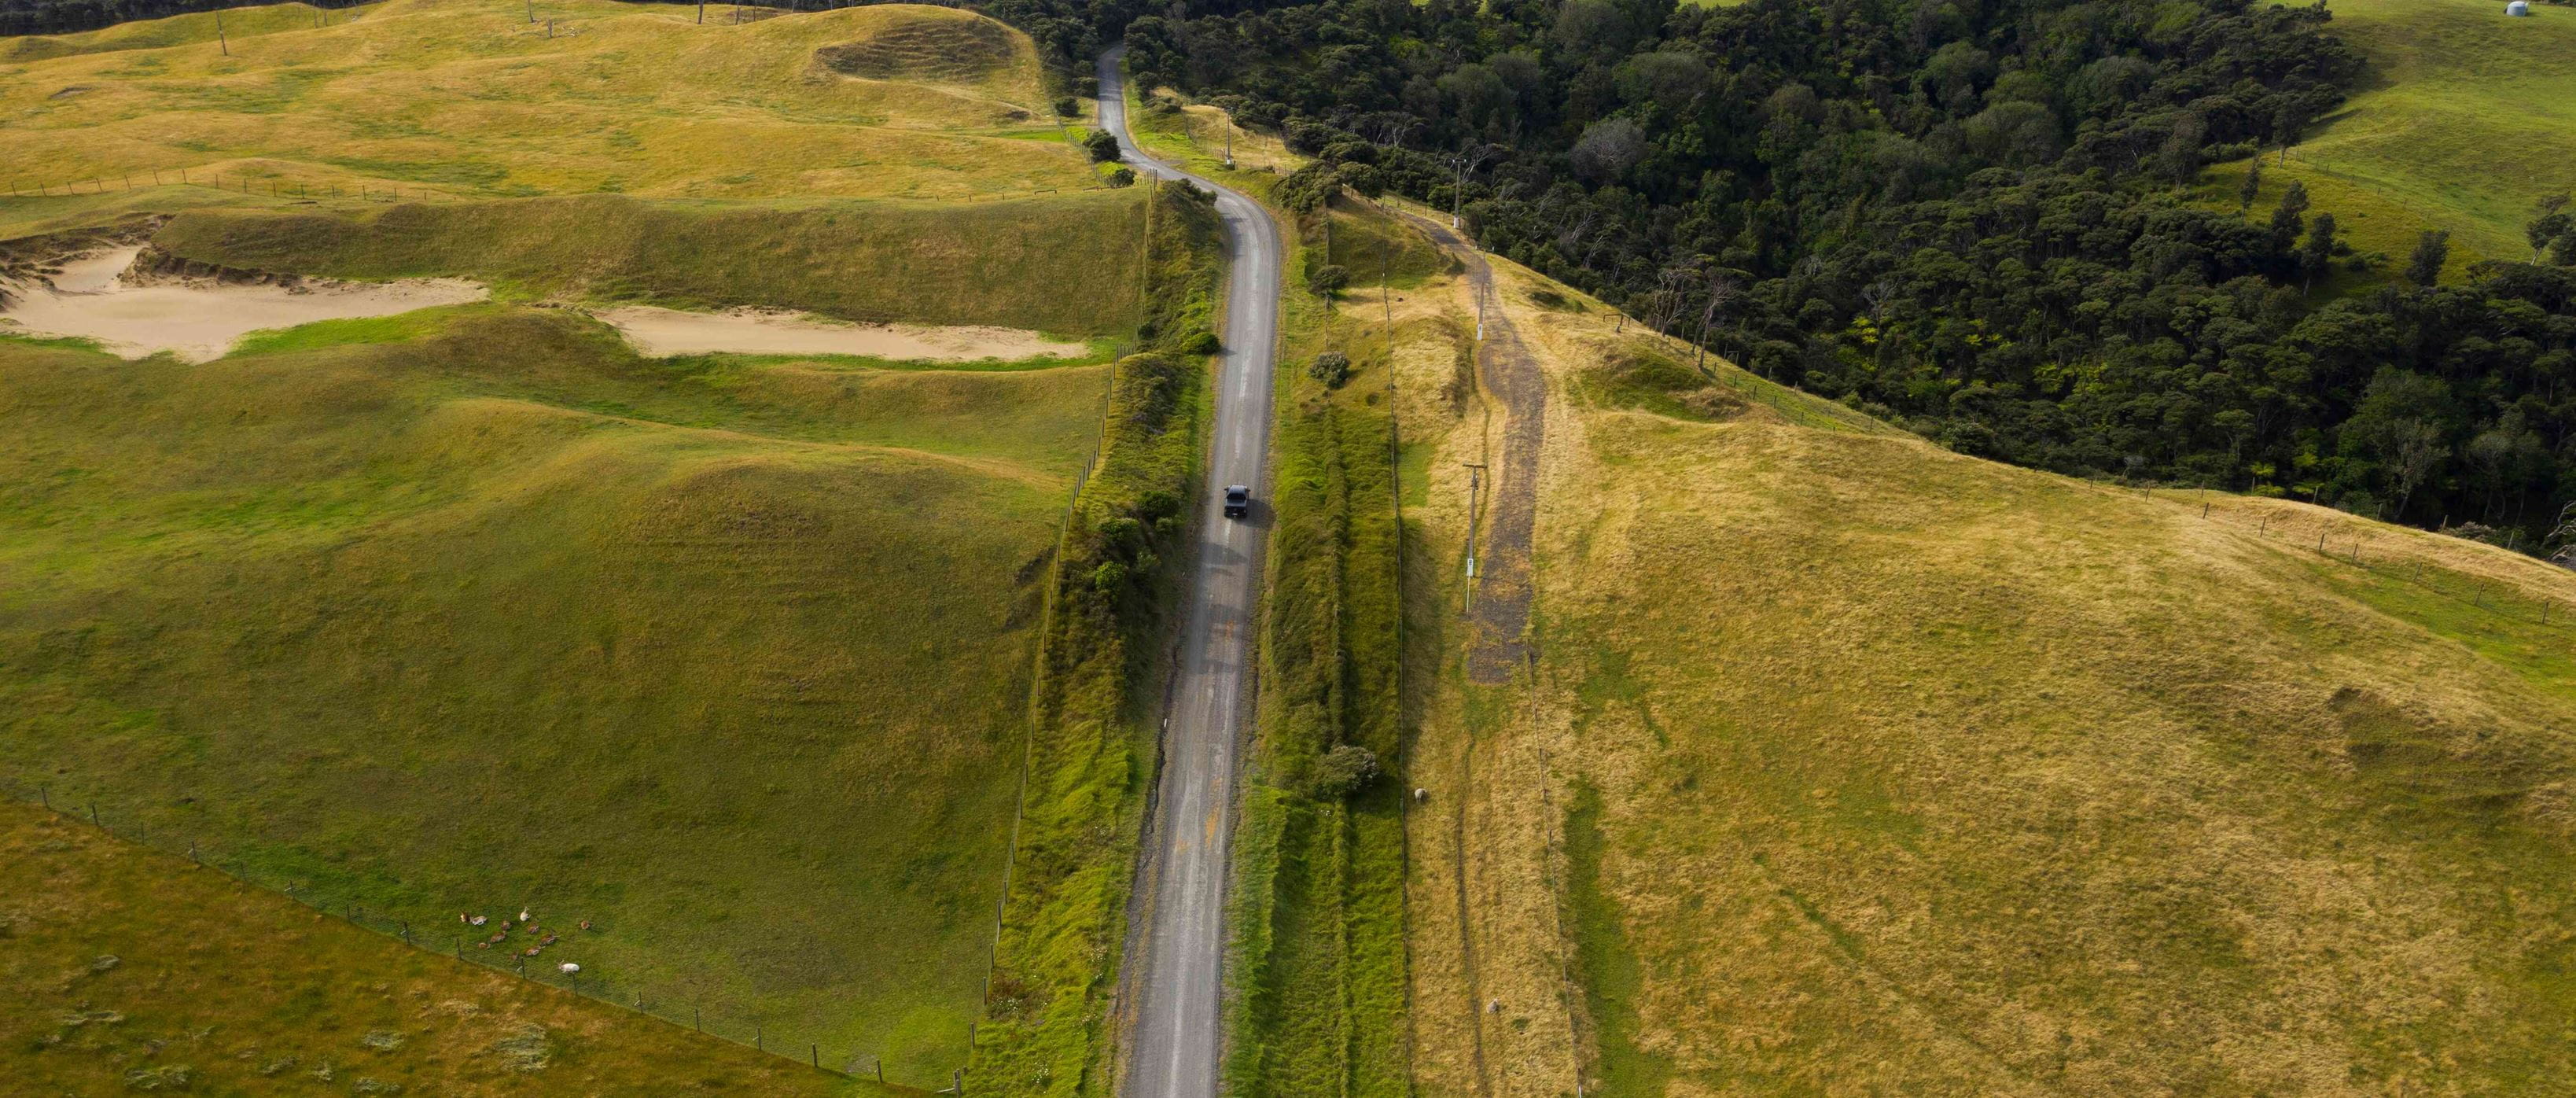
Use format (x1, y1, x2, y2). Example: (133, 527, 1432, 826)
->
(2208, 0, 2576, 271)
(0, 304, 1107, 1084)
(1389, 237, 2576, 1095)
(0, 0, 1154, 1081)
(0, 798, 894, 1095)
(0, 0, 1084, 208)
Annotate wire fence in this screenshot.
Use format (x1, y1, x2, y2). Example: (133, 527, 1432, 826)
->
(0, 773, 944, 1089)
(2, 165, 1118, 206)
(2138, 487, 2576, 625)
(6, 165, 448, 204)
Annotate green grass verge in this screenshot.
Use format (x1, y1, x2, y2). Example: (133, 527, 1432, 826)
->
(1562, 782, 1670, 1098)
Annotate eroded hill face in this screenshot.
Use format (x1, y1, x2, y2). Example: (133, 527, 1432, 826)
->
(814, 15, 1018, 84)
(1392, 251, 2576, 1095)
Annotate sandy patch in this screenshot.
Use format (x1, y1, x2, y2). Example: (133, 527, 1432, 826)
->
(0, 246, 486, 362)
(592, 305, 1088, 363)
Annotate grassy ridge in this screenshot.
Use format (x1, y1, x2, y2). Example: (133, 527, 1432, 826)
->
(149, 191, 1148, 335)
(969, 179, 1221, 1096)
(0, 798, 888, 1095)
(0, 306, 1103, 1084)
(2, 2, 378, 61)
(0, 0, 1087, 203)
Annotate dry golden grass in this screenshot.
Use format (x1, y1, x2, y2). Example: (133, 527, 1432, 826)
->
(0, 0, 1091, 203)
(1397, 252, 2576, 1095)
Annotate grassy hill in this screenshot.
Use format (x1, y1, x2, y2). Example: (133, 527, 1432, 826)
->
(0, 0, 1087, 204)
(0, 0, 1153, 1085)
(0, 797, 895, 1095)
(1386, 246, 2576, 1095)
(1, 2, 377, 61)
(2198, 0, 2576, 274)
(0, 304, 1114, 1083)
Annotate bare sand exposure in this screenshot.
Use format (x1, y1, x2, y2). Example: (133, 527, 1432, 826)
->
(592, 304, 1090, 362)
(0, 247, 487, 362)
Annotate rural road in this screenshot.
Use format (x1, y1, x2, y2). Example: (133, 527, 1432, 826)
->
(1097, 49, 1282, 1098)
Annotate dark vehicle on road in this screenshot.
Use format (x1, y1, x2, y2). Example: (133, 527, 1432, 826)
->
(1223, 485, 1250, 519)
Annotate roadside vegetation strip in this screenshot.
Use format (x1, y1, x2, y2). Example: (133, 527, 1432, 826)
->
(1220, 183, 1421, 1096)
(0, 797, 888, 1096)
(0, 303, 1101, 1085)
(970, 178, 1221, 1097)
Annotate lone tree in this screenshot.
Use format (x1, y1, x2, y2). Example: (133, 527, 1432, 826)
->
(1084, 130, 1120, 163)
(1308, 350, 1351, 388)
(2300, 212, 2337, 290)
(2527, 193, 2570, 262)
(2406, 229, 2450, 287)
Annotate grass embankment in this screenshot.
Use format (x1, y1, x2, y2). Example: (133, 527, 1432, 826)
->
(2193, 0, 2576, 277)
(0, 0, 1088, 209)
(0, 798, 892, 1095)
(968, 179, 1220, 1096)
(0, 304, 1113, 1085)
(147, 190, 1148, 335)
(1430, 256, 2576, 1093)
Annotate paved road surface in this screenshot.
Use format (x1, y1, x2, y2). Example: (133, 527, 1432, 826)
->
(1097, 49, 1282, 1098)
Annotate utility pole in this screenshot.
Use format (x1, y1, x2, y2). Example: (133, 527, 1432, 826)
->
(1461, 462, 1487, 611)
(1382, 256, 1394, 352)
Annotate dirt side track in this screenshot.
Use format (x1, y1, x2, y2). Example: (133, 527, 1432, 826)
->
(1408, 215, 1546, 685)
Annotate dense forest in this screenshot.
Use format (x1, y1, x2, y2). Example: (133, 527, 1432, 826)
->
(988, 0, 2576, 550)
